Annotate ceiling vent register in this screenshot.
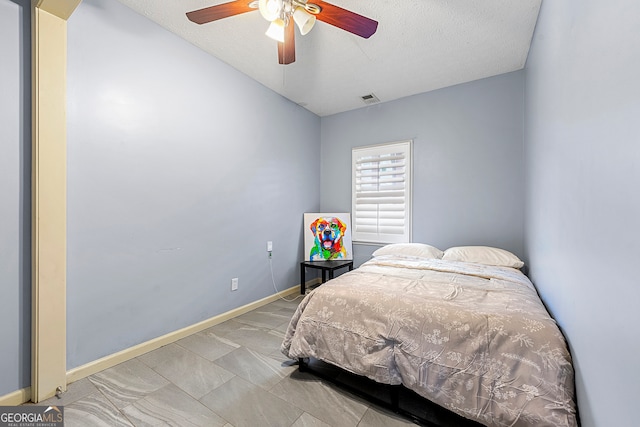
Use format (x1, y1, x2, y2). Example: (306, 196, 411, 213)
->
(361, 93, 380, 105)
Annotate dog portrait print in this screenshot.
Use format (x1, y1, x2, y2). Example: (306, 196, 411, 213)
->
(309, 217, 346, 260)
(304, 213, 353, 262)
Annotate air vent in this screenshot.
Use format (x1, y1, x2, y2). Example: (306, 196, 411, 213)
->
(361, 93, 380, 105)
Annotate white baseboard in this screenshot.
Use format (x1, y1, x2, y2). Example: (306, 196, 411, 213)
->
(66, 285, 301, 384)
(0, 387, 31, 406)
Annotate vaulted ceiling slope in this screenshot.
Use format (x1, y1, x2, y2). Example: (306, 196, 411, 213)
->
(116, 0, 542, 116)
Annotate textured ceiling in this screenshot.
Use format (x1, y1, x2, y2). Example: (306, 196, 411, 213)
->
(115, 0, 541, 116)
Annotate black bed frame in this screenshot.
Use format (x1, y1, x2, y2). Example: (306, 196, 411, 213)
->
(297, 357, 483, 427)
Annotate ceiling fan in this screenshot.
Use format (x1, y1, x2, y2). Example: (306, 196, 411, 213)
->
(186, 0, 378, 65)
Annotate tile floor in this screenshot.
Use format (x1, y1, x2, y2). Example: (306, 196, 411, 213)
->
(32, 297, 424, 427)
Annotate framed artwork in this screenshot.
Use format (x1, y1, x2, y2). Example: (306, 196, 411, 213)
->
(304, 213, 353, 261)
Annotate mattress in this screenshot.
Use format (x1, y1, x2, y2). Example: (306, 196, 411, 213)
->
(281, 255, 577, 427)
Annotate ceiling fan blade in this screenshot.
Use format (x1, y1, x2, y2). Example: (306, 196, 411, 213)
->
(314, 1, 378, 39)
(186, 1, 254, 25)
(278, 23, 296, 65)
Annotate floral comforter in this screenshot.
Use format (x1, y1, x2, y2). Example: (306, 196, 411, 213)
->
(281, 256, 577, 427)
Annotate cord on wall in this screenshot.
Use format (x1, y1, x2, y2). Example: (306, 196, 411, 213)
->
(269, 253, 304, 302)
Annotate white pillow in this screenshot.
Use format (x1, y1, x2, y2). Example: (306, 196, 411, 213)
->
(442, 246, 524, 268)
(373, 243, 444, 260)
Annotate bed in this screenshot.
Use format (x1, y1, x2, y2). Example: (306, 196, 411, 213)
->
(281, 244, 578, 427)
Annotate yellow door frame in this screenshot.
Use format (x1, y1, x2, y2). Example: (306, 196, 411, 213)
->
(31, 0, 81, 403)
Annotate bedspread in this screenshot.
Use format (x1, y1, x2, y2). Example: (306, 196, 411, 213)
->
(281, 256, 577, 427)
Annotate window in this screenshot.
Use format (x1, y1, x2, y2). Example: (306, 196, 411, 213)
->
(352, 140, 412, 244)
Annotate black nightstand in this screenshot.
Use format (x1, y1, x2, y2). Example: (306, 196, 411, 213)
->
(300, 260, 354, 294)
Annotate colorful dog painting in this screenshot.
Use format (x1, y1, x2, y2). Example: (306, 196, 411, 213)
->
(304, 213, 353, 261)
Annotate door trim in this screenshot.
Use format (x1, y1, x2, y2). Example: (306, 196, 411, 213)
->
(31, 0, 82, 403)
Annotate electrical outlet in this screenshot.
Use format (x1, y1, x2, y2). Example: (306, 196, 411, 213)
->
(267, 241, 273, 252)
(231, 278, 238, 291)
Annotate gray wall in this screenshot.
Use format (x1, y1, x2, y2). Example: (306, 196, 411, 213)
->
(0, 0, 31, 396)
(320, 72, 526, 267)
(524, 1, 640, 426)
(66, 0, 320, 369)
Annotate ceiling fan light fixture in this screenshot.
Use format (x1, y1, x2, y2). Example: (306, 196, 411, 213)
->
(293, 6, 315, 35)
(186, 0, 377, 66)
(265, 19, 286, 42)
(258, 0, 282, 21)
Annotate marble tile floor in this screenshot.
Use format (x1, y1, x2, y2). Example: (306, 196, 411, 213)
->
(31, 297, 420, 427)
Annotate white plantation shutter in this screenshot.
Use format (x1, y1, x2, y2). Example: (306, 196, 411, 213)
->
(352, 141, 412, 243)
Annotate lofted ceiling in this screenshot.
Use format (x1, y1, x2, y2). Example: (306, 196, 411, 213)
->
(115, 0, 542, 117)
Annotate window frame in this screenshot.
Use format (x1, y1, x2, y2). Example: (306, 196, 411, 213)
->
(351, 140, 413, 244)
